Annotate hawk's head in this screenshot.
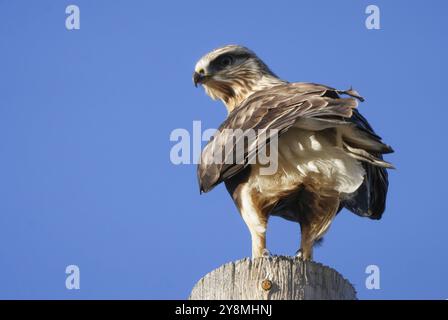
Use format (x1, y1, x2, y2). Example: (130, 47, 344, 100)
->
(193, 45, 284, 112)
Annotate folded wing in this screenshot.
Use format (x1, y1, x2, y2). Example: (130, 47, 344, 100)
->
(198, 82, 393, 218)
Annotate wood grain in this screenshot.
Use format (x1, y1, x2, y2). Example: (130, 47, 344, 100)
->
(189, 256, 356, 300)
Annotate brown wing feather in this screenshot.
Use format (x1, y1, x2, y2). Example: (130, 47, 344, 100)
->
(198, 82, 392, 193)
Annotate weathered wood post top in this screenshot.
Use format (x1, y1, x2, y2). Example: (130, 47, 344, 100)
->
(189, 256, 356, 300)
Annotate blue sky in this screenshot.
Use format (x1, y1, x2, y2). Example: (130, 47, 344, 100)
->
(0, 0, 447, 299)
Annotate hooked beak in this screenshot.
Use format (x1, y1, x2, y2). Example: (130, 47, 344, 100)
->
(193, 71, 207, 87)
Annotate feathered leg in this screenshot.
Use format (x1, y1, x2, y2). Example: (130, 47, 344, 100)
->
(239, 195, 268, 258)
(297, 223, 314, 260)
(296, 189, 340, 261)
(225, 176, 269, 259)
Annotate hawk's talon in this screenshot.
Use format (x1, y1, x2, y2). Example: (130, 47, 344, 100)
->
(295, 249, 304, 261)
(262, 248, 271, 258)
(295, 249, 313, 261)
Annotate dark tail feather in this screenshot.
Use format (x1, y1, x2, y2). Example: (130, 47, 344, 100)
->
(342, 161, 389, 220)
(339, 109, 391, 219)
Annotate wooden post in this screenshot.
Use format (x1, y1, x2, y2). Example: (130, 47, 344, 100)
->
(189, 256, 356, 300)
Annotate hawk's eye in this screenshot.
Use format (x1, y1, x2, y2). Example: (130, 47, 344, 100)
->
(218, 55, 234, 68)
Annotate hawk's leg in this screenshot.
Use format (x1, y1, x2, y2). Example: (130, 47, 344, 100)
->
(295, 190, 340, 261)
(296, 223, 314, 261)
(242, 210, 267, 259)
(225, 171, 270, 259)
(238, 187, 268, 259)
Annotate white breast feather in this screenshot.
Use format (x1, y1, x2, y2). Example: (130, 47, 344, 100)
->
(254, 128, 365, 196)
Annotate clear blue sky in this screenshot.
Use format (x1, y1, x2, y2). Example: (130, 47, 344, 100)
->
(0, 0, 447, 299)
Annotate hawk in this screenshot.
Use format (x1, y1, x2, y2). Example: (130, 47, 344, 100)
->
(193, 45, 393, 260)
